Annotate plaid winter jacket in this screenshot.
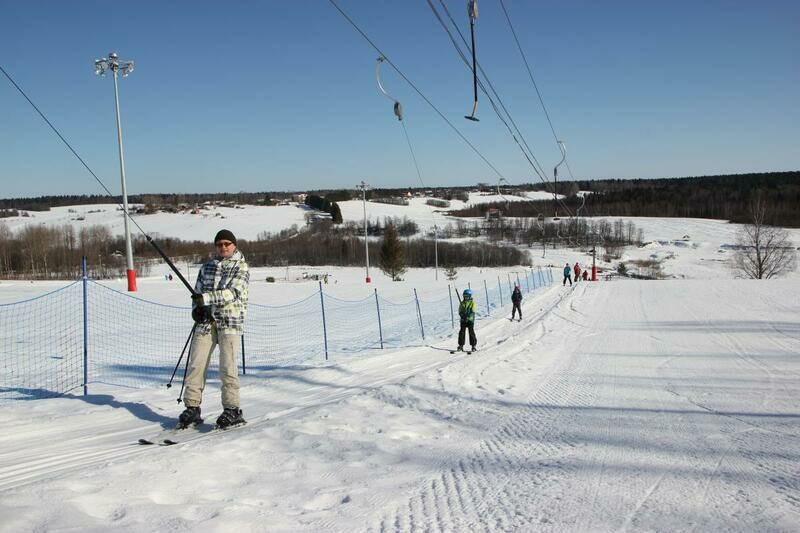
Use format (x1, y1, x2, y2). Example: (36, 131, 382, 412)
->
(193, 249, 250, 335)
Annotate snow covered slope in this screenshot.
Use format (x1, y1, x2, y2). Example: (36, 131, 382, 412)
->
(1, 279, 797, 531)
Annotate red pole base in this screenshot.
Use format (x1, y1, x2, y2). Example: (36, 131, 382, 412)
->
(366, 276, 372, 283)
(591, 265, 597, 281)
(127, 269, 138, 292)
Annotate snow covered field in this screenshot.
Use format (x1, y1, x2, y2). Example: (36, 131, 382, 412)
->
(0, 278, 798, 532)
(1, 204, 799, 531)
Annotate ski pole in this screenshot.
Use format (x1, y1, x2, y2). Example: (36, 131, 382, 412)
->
(166, 324, 195, 390)
(175, 336, 194, 404)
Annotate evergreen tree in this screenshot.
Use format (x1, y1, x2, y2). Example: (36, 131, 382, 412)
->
(330, 202, 343, 224)
(379, 222, 406, 281)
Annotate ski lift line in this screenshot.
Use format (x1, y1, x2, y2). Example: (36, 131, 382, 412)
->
(327, 0, 506, 180)
(430, 0, 575, 216)
(433, 0, 548, 180)
(0, 63, 199, 295)
(374, 54, 443, 242)
(465, 0, 479, 121)
(431, 0, 560, 192)
(498, 0, 577, 182)
(0, 64, 146, 237)
(375, 56, 403, 121)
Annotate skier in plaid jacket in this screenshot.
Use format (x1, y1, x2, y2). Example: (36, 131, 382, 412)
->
(179, 229, 250, 430)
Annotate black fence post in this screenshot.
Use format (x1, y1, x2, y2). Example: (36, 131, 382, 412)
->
(319, 281, 328, 360)
(82, 256, 89, 396)
(374, 288, 384, 349)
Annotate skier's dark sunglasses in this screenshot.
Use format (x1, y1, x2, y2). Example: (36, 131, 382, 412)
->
(215, 241, 234, 248)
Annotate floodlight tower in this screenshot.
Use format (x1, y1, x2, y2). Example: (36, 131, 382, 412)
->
(357, 181, 371, 283)
(95, 51, 136, 291)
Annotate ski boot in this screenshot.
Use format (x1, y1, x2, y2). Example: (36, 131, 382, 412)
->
(216, 407, 246, 429)
(177, 406, 203, 429)
(471, 345, 477, 352)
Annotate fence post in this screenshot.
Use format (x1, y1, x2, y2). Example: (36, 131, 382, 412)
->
(516, 272, 522, 292)
(319, 281, 328, 360)
(507, 273, 513, 294)
(497, 276, 503, 307)
(82, 256, 89, 396)
(374, 288, 384, 349)
(241, 335, 247, 375)
(448, 284, 455, 329)
(483, 279, 490, 316)
(413, 288, 425, 340)
(530, 267, 537, 290)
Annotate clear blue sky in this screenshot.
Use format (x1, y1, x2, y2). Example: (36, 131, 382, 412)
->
(1, 0, 798, 198)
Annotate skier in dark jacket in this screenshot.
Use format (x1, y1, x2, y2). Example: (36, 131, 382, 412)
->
(511, 284, 523, 321)
(457, 288, 477, 352)
(563, 263, 572, 286)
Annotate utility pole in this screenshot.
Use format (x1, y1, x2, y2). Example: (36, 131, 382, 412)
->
(434, 223, 439, 281)
(358, 181, 371, 283)
(553, 140, 566, 220)
(95, 51, 136, 291)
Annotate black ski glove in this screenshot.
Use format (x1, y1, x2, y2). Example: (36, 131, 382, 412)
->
(192, 306, 212, 324)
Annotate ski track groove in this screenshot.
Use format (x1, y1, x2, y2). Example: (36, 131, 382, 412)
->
(371, 285, 600, 531)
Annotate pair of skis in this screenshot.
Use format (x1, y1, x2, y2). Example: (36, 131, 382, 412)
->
(450, 348, 477, 355)
(138, 420, 247, 446)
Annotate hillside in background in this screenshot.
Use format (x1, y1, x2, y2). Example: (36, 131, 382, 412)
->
(510, 171, 799, 226)
(2, 171, 798, 226)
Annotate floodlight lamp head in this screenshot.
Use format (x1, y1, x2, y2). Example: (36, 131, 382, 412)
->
(109, 52, 119, 60)
(468, 0, 478, 20)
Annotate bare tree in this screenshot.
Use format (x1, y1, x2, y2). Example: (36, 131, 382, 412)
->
(732, 194, 797, 279)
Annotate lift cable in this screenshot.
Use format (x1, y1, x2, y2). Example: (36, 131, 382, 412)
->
(429, 0, 549, 183)
(0, 64, 199, 294)
(327, 0, 506, 180)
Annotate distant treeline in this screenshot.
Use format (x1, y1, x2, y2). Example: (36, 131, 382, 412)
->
(0, 187, 472, 212)
(502, 171, 799, 227)
(0, 219, 526, 280)
(0, 192, 277, 212)
(246, 222, 525, 269)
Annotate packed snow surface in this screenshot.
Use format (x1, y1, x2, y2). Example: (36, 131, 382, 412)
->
(0, 278, 798, 532)
(1, 201, 799, 530)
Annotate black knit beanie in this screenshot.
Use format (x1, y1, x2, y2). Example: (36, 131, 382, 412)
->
(214, 229, 237, 246)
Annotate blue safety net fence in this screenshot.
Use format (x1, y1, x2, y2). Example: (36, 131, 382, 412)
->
(0, 268, 552, 402)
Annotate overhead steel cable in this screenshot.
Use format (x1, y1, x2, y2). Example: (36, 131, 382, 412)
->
(428, 0, 575, 219)
(0, 64, 200, 294)
(498, 0, 577, 182)
(431, 0, 548, 182)
(0, 63, 148, 237)
(497, 0, 583, 230)
(375, 55, 444, 278)
(327, 0, 506, 180)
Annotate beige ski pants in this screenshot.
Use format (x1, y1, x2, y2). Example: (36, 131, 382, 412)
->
(182, 325, 241, 409)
